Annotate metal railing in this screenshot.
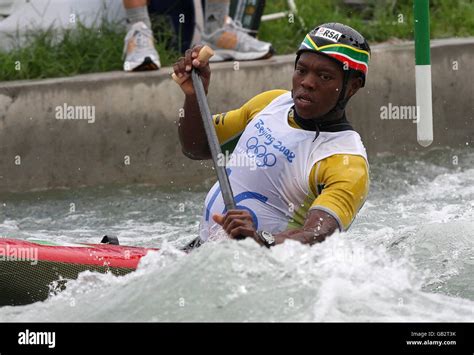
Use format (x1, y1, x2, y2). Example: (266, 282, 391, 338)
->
(261, 0, 305, 28)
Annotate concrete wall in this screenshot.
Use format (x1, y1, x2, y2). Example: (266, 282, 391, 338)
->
(0, 38, 473, 193)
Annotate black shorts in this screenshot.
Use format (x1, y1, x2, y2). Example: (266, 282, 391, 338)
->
(147, 0, 200, 53)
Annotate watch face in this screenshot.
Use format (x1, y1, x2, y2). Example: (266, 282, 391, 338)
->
(261, 231, 275, 245)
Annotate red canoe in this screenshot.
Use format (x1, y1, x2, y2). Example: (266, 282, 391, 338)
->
(0, 238, 156, 306)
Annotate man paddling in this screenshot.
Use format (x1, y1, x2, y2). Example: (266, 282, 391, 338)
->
(174, 23, 370, 247)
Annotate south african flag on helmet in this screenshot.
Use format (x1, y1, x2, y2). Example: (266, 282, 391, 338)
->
(297, 23, 371, 86)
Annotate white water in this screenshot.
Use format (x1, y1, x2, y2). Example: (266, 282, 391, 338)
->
(0, 147, 473, 321)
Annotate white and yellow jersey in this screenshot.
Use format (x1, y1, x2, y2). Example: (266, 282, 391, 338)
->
(200, 90, 369, 241)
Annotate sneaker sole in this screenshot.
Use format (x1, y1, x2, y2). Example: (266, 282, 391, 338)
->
(124, 57, 161, 72)
(209, 46, 274, 62)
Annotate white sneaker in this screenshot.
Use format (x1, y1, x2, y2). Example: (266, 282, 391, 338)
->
(202, 17, 273, 62)
(123, 21, 161, 72)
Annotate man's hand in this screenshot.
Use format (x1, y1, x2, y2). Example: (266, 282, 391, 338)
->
(212, 210, 265, 246)
(213, 209, 339, 247)
(173, 44, 211, 96)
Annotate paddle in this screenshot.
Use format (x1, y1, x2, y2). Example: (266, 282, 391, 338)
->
(172, 46, 237, 251)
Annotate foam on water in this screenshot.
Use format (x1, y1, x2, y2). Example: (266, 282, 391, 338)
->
(0, 148, 473, 321)
(0, 237, 473, 322)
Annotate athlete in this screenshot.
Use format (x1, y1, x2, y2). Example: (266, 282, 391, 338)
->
(174, 23, 370, 247)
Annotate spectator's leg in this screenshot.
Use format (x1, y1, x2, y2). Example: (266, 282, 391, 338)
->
(123, 0, 152, 30)
(122, 0, 161, 71)
(201, 0, 273, 61)
(204, 0, 229, 34)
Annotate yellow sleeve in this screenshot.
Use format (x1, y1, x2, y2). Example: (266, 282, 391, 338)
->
(308, 154, 369, 231)
(213, 90, 288, 154)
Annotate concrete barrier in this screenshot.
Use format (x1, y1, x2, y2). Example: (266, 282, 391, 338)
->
(0, 38, 473, 193)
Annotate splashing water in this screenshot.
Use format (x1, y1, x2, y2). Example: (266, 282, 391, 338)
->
(0, 148, 473, 321)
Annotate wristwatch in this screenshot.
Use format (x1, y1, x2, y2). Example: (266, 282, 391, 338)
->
(256, 230, 276, 248)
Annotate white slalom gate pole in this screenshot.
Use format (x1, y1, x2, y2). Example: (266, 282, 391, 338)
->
(414, 0, 433, 147)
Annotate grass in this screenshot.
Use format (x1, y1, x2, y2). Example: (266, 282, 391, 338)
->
(0, 22, 125, 81)
(0, 15, 180, 81)
(261, 0, 474, 54)
(0, 0, 473, 81)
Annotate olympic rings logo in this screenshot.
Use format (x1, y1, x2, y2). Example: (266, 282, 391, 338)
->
(245, 137, 277, 167)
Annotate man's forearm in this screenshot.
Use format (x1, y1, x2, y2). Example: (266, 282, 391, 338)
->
(174, 44, 212, 160)
(274, 227, 336, 245)
(273, 210, 339, 246)
(215, 208, 340, 247)
(178, 95, 211, 159)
